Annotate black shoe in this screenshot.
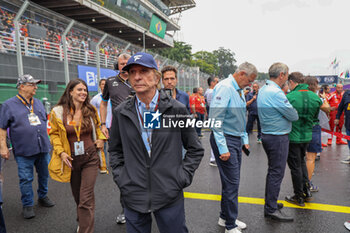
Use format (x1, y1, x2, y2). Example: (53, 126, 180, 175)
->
(277, 203, 284, 209)
(303, 184, 313, 202)
(304, 183, 313, 199)
(23, 206, 35, 219)
(303, 192, 313, 202)
(264, 209, 293, 222)
(285, 195, 305, 207)
(38, 196, 55, 207)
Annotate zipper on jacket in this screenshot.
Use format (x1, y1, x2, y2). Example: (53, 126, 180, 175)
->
(146, 164, 152, 212)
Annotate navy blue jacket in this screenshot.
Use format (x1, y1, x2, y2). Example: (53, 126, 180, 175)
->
(176, 88, 190, 113)
(109, 90, 204, 213)
(246, 91, 258, 115)
(336, 90, 350, 130)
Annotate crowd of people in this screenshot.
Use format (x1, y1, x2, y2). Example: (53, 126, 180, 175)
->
(0, 51, 350, 233)
(0, 7, 136, 59)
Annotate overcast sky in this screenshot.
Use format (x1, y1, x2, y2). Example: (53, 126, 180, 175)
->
(175, 0, 350, 75)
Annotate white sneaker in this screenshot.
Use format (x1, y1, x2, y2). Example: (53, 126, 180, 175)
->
(344, 220, 350, 230)
(225, 227, 241, 233)
(218, 218, 247, 230)
(235, 219, 247, 230)
(218, 217, 225, 227)
(341, 156, 350, 164)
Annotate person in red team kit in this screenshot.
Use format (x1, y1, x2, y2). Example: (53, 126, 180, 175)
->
(190, 87, 207, 137)
(327, 84, 347, 145)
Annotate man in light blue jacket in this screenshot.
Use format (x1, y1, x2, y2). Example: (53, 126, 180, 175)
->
(210, 62, 257, 233)
(258, 62, 298, 222)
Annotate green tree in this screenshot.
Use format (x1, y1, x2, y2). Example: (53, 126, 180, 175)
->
(213, 47, 237, 78)
(150, 42, 238, 78)
(150, 41, 192, 63)
(192, 51, 219, 75)
(257, 72, 269, 80)
(189, 59, 216, 74)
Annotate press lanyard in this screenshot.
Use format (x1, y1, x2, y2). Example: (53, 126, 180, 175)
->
(16, 94, 34, 113)
(237, 89, 245, 102)
(69, 109, 82, 142)
(135, 94, 160, 149)
(118, 75, 131, 88)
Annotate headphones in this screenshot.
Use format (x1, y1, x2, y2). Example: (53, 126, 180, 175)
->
(113, 53, 121, 71)
(113, 61, 118, 71)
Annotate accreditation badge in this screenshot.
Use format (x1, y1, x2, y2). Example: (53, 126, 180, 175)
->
(74, 141, 85, 156)
(28, 113, 41, 126)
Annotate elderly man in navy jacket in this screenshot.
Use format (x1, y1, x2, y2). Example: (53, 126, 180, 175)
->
(109, 52, 204, 233)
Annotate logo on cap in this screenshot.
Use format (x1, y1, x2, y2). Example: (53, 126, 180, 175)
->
(134, 55, 142, 61)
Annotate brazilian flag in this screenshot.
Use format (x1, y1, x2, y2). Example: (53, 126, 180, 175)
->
(149, 14, 167, 39)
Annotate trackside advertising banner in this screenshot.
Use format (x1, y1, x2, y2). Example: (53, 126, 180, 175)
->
(77, 65, 117, 92)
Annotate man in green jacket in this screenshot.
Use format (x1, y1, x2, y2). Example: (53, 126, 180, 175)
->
(284, 72, 322, 207)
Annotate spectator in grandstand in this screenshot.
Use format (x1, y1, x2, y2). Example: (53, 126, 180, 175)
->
(209, 62, 257, 233)
(304, 76, 330, 192)
(327, 83, 347, 145)
(284, 72, 322, 207)
(90, 79, 111, 174)
(161, 65, 190, 112)
(190, 87, 207, 137)
(335, 89, 350, 163)
(258, 63, 298, 222)
(109, 52, 204, 233)
(48, 79, 107, 233)
(0, 39, 6, 53)
(0, 74, 54, 219)
(100, 53, 132, 224)
(246, 82, 262, 143)
(204, 76, 219, 166)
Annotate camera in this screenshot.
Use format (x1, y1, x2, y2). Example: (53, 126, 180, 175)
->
(127, 90, 136, 100)
(162, 88, 172, 98)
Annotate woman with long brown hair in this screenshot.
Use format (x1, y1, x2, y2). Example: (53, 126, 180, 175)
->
(48, 79, 107, 233)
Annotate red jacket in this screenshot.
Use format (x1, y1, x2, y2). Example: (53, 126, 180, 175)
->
(327, 91, 344, 109)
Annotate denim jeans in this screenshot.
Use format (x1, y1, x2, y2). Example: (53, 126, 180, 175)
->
(14, 153, 50, 207)
(210, 132, 242, 230)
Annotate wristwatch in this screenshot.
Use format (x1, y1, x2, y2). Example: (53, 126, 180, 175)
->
(101, 123, 106, 126)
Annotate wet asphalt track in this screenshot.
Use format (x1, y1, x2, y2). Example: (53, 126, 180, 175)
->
(2, 130, 350, 233)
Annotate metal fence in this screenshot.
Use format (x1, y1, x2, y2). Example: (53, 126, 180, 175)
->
(0, 0, 210, 106)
